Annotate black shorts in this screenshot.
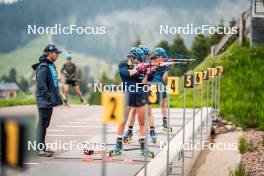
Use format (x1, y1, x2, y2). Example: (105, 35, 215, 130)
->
(65, 79, 78, 87)
(161, 91, 167, 99)
(128, 93, 147, 107)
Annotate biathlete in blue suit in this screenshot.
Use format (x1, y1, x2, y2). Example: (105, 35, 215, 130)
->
(109, 47, 154, 158)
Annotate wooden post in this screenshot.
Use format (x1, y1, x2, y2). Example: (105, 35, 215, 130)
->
(239, 11, 246, 44)
(211, 45, 216, 56)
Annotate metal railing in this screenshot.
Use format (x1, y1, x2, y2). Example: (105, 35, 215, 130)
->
(211, 8, 251, 56)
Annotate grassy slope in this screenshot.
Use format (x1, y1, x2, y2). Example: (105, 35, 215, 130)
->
(168, 42, 264, 130)
(0, 36, 116, 80)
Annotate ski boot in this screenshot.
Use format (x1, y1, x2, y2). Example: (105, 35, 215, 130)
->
(150, 129, 157, 143)
(163, 118, 172, 132)
(139, 138, 155, 158)
(109, 138, 123, 157)
(123, 129, 133, 143)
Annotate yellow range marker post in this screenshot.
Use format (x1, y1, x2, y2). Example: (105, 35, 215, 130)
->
(216, 66, 224, 75)
(5, 120, 19, 167)
(184, 75, 194, 88)
(202, 70, 210, 134)
(167, 77, 179, 95)
(208, 68, 215, 79)
(182, 74, 195, 175)
(102, 92, 126, 124)
(214, 68, 218, 77)
(194, 72, 203, 85)
(148, 84, 159, 104)
(202, 70, 209, 81)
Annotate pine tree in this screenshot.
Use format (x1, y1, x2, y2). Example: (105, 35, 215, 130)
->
(156, 40, 170, 53)
(9, 68, 17, 83)
(170, 34, 190, 58)
(191, 34, 210, 61)
(19, 77, 29, 92)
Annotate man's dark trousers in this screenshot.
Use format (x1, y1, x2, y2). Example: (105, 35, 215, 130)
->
(37, 108, 53, 150)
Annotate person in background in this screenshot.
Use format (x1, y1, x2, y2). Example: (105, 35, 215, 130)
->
(61, 52, 87, 105)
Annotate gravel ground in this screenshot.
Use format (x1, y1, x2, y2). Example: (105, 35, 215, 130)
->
(241, 130, 264, 176)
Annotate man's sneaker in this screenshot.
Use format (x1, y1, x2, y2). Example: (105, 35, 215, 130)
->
(109, 138, 123, 157)
(38, 150, 53, 157)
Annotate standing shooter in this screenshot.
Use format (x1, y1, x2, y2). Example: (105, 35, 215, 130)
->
(151, 48, 172, 131)
(110, 47, 154, 158)
(124, 45, 158, 143)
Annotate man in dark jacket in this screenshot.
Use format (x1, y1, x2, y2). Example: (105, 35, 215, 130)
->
(32, 44, 62, 157)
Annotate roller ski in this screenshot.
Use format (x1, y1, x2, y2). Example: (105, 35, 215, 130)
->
(109, 138, 123, 157)
(142, 148, 155, 158)
(123, 129, 133, 143)
(139, 138, 155, 158)
(150, 130, 157, 143)
(163, 118, 172, 132)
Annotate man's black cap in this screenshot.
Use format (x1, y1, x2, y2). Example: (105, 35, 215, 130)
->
(43, 44, 62, 54)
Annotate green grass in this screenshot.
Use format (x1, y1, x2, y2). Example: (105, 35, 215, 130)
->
(0, 36, 116, 80)
(239, 136, 247, 154)
(67, 95, 89, 105)
(0, 98, 36, 107)
(167, 43, 264, 130)
(0, 92, 36, 107)
(238, 136, 256, 154)
(0, 93, 88, 107)
(229, 163, 245, 176)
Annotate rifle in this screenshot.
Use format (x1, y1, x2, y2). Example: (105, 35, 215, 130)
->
(133, 58, 195, 71)
(151, 58, 195, 63)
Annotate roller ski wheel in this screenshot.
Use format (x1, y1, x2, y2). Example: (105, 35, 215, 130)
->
(163, 127, 173, 132)
(109, 149, 122, 157)
(142, 149, 155, 158)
